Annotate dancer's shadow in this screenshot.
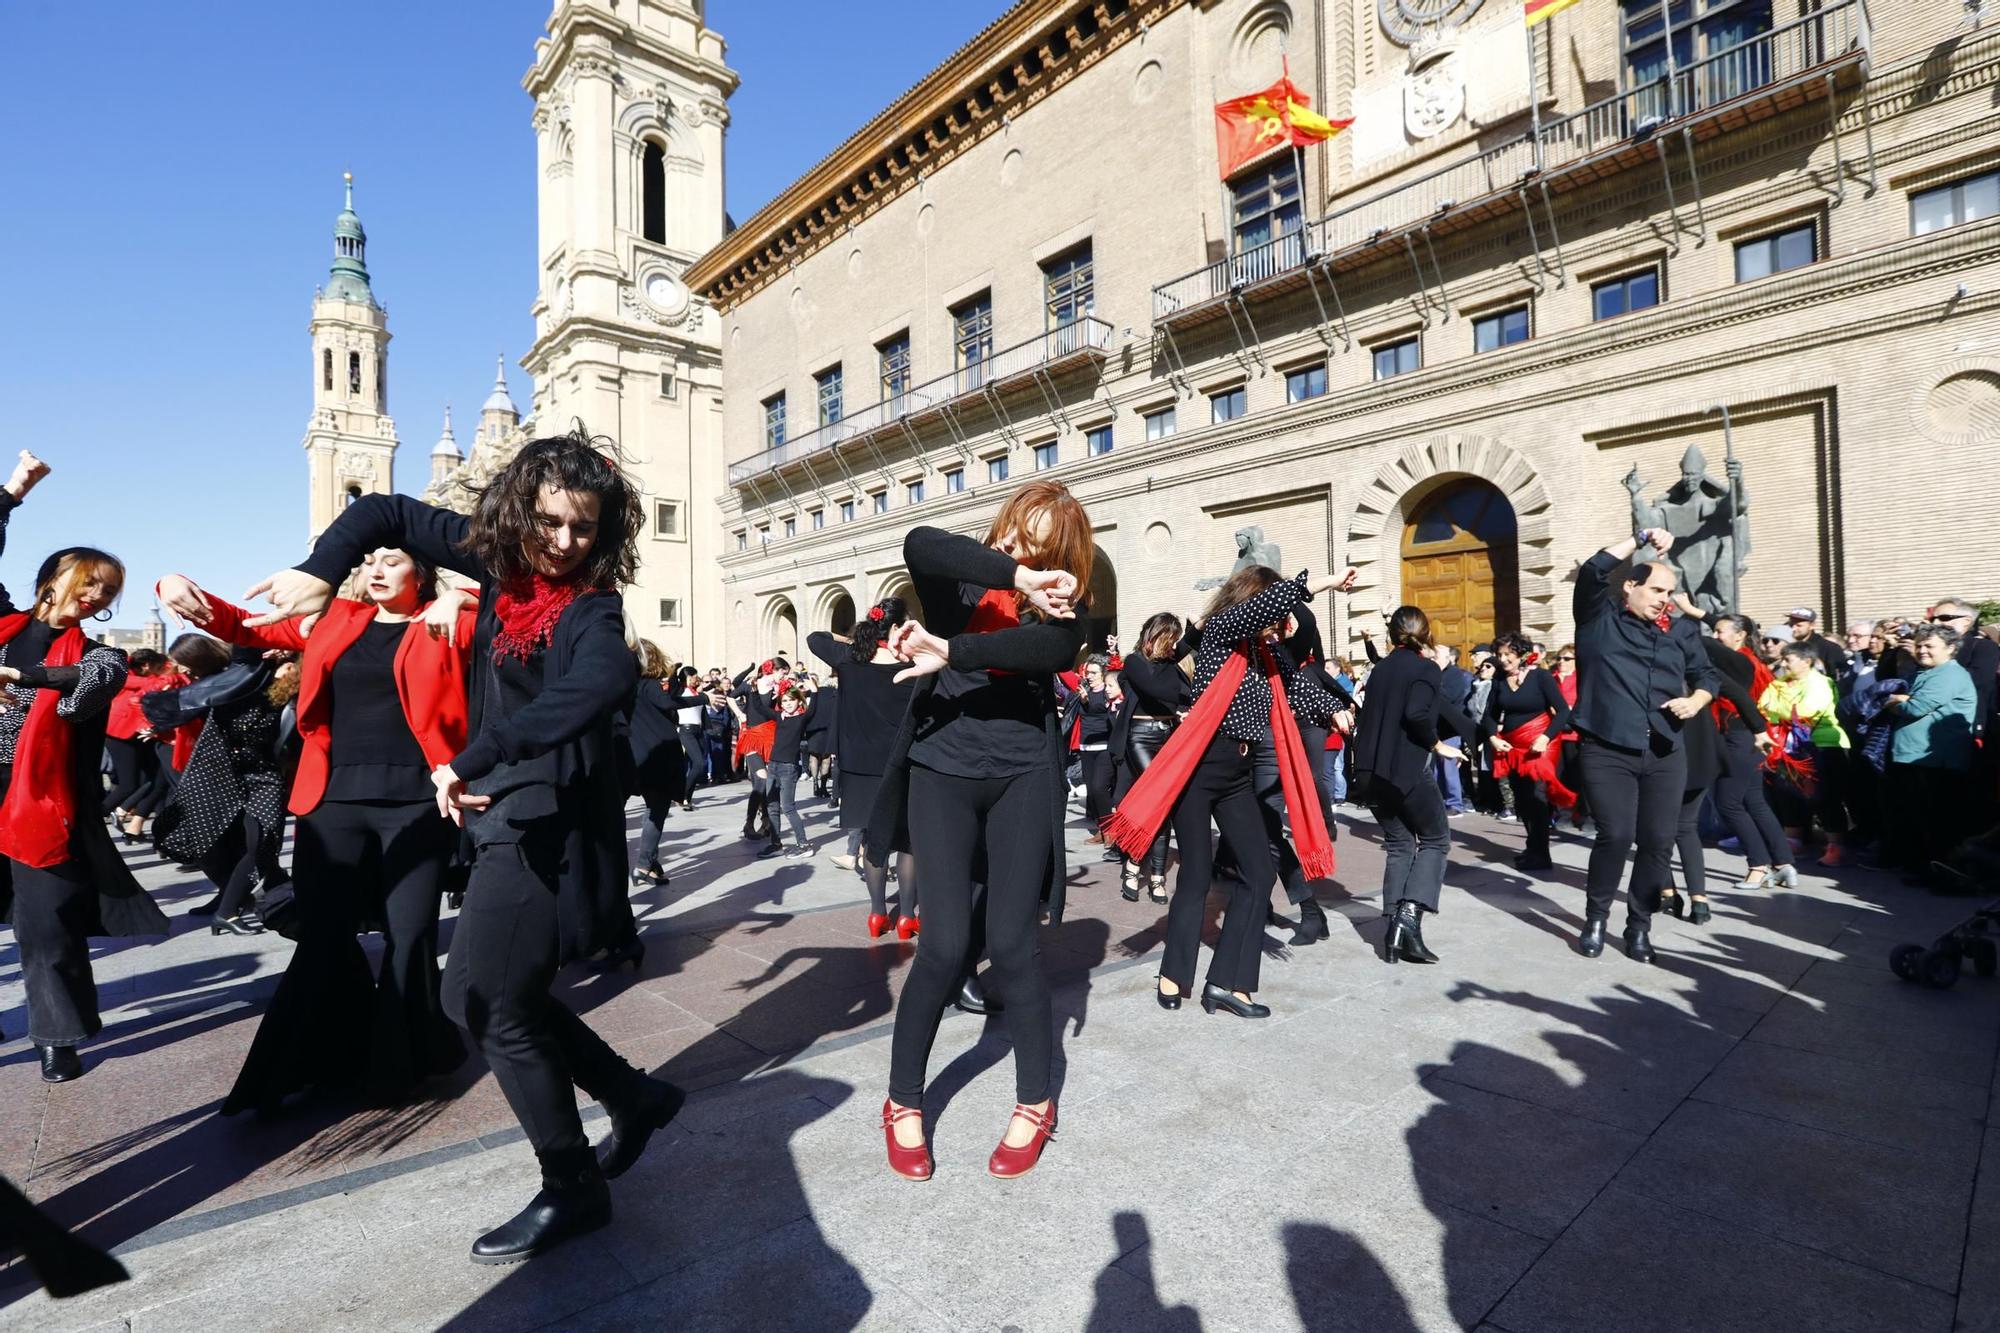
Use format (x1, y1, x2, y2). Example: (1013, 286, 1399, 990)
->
(1284, 1221, 1420, 1332)
(1085, 1212, 1202, 1331)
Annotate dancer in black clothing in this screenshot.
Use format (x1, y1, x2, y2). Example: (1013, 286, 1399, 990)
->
(758, 675, 818, 859)
(1480, 632, 1575, 872)
(1069, 656, 1120, 855)
(729, 660, 784, 843)
(805, 673, 838, 798)
(671, 665, 706, 808)
(625, 640, 685, 886)
(1568, 528, 1718, 963)
(871, 482, 1091, 1182)
(1113, 613, 1191, 905)
(248, 430, 683, 1265)
(808, 605, 917, 938)
(0, 452, 168, 1084)
(1682, 608, 1797, 892)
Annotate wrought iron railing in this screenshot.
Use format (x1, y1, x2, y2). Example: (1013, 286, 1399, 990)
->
(728, 316, 1114, 483)
(1152, 0, 1870, 320)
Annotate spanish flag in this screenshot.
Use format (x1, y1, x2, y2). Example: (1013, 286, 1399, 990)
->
(1214, 77, 1352, 180)
(1524, 0, 1587, 26)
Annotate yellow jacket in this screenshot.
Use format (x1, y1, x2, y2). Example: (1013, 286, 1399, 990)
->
(1759, 672, 1849, 749)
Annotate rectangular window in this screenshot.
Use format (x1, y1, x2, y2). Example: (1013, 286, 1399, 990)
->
(322, 348, 332, 392)
(944, 468, 965, 494)
(735, 529, 747, 552)
(756, 526, 770, 547)
(810, 508, 825, 531)
(952, 293, 994, 390)
(1210, 386, 1247, 423)
(1591, 268, 1661, 321)
(1042, 244, 1094, 341)
(815, 365, 843, 428)
(1143, 407, 1177, 440)
(762, 393, 787, 449)
(906, 480, 925, 505)
(659, 369, 677, 399)
(987, 455, 1010, 484)
(1085, 425, 1113, 457)
(1033, 441, 1059, 470)
(657, 598, 682, 626)
(1913, 169, 2000, 236)
(840, 499, 856, 523)
(1473, 305, 1531, 353)
(1621, 0, 1774, 122)
(1284, 364, 1328, 402)
(783, 516, 797, 539)
(1734, 222, 1817, 283)
(1230, 157, 1304, 267)
(1371, 337, 1421, 381)
(871, 490, 889, 515)
(878, 333, 912, 411)
(653, 499, 681, 538)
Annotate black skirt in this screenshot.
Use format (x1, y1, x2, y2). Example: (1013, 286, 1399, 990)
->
(839, 770, 881, 831)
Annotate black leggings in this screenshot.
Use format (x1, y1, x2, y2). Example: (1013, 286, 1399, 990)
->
(200, 812, 279, 921)
(889, 764, 1055, 1106)
(442, 842, 648, 1157)
(1080, 749, 1116, 830)
(6, 856, 100, 1046)
(1162, 738, 1279, 996)
(1119, 720, 1177, 877)
(129, 742, 177, 818)
(1650, 785, 1708, 897)
(636, 787, 675, 871)
(1508, 772, 1552, 860)
(862, 841, 919, 919)
(678, 725, 706, 797)
(102, 737, 155, 813)
(1715, 728, 1791, 868)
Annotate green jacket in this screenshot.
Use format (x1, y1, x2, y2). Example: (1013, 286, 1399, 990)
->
(1890, 659, 1978, 770)
(1759, 672, 1848, 749)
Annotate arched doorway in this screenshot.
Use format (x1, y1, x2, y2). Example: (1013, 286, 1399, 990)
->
(827, 591, 856, 637)
(878, 576, 924, 627)
(1400, 478, 1519, 650)
(764, 596, 799, 663)
(1082, 544, 1117, 654)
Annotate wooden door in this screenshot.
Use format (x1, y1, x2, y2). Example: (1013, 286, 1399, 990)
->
(1400, 480, 1519, 651)
(1403, 547, 1498, 649)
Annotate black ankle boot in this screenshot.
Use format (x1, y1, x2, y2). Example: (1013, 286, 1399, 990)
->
(1577, 917, 1607, 958)
(469, 1149, 611, 1265)
(1623, 922, 1656, 964)
(37, 1043, 83, 1083)
(597, 1076, 687, 1180)
(1291, 898, 1331, 946)
(1383, 900, 1438, 964)
(954, 971, 1002, 1015)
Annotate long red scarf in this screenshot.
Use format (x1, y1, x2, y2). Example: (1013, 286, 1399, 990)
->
(1495, 714, 1577, 810)
(0, 614, 85, 868)
(1104, 642, 1335, 881)
(492, 575, 580, 662)
(1715, 645, 1774, 732)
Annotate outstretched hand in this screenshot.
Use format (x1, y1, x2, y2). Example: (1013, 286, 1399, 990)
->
(5, 451, 50, 502)
(157, 574, 213, 627)
(242, 569, 334, 628)
(888, 620, 951, 684)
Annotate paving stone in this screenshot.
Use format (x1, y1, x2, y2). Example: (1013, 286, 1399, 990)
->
(1692, 1037, 1989, 1158)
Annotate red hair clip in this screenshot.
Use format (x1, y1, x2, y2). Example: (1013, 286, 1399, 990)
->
(868, 606, 885, 621)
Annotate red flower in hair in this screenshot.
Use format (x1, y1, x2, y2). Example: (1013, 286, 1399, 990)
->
(868, 606, 885, 622)
(1524, 651, 1541, 666)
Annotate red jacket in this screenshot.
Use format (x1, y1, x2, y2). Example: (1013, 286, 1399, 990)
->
(196, 592, 477, 815)
(106, 671, 175, 740)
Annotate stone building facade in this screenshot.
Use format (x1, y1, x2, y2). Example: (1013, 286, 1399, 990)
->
(689, 0, 1999, 665)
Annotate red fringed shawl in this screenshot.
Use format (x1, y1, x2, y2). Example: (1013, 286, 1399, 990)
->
(0, 615, 86, 868)
(1495, 713, 1577, 810)
(492, 575, 580, 662)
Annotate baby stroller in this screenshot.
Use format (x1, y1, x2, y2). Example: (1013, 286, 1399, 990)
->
(1889, 831, 2000, 989)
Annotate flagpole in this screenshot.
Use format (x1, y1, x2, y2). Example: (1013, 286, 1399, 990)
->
(1525, 15, 1545, 172)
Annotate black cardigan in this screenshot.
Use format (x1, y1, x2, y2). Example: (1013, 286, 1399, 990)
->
(296, 493, 638, 963)
(808, 631, 912, 776)
(1348, 644, 1444, 798)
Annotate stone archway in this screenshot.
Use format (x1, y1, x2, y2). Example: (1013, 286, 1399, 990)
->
(876, 575, 924, 626)
(812, 583, 857, 638)
(1400, 478, 1520, 650)
(762, 595, 799, 663)
(1346, 432, 1557, 643)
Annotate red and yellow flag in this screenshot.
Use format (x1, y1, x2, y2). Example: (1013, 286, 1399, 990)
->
(1524, 0, 1587, 26)
(1214, 77, 1352, 180)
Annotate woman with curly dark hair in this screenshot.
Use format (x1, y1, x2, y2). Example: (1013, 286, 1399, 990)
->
(1480, 631, 1575, 872)
(246, 429, 681, 1265)
(1111, 611, 1192, 904)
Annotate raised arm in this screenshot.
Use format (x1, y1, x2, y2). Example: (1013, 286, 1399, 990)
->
(903, 526, 1018, 591)
(172, 582, 312, 653)
(949, 618, 1086, 677)
(10, 644, 127, 721)
(1204, 574, 1310, 646)
(298, 493, 486, 589)
(450, 594, 638, 781)
(806, 630, 846, 673)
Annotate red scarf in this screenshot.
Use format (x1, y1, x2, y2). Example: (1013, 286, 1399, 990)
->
(0, 614, 85, 868)
(1715, 644, 1774, 732)
(1494, 714, 1577, 810)
(1105, 642, 1335, 881)
(492, 575, 580, 662)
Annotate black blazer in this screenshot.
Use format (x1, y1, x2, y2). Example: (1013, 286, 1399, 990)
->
(1349, 644, 1443, 799)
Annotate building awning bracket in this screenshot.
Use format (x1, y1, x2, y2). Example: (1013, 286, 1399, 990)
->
(1221, 293, 1270, 373)
(1419, 224, 1453, 320)
(1517, 188, 1550, 291)
(764, 465, 802, 516)
(1656, 137, 1686, 256)
(1302, 256, 1352, 350)
(1155, 325, 1195, 398)
(1031, 364, 1073, 431)
(1824, 72, 1847, 203)
(980, 381, 1024, 444)
(1537, 178, 1569, 286)
(1401, 233, 1436, 323)
(1678, 125, 1709, 241)
(860, 435, 899, 491)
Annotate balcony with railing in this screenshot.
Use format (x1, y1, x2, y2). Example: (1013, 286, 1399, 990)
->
(727, 316, 1116, 485)
(1152, 0, 1872, 327)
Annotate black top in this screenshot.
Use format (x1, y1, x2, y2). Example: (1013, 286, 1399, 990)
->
(772, 693, 818, 760)
(1189, 574, 1341, 742)
(1119, 651, 1192, 718)
(903, 525, 1083, 779)
(1570, 550, 1720, 751)
(626, 675, 686, 792)
(1481, 666, 1574, 739)
(1795, 631, 1848, 681)
(1700, 638, 1768, 737)
(1959, 633, 1999, 738)
(731, 666, 781, 727)
(325, 619, 431, 802)
(809, 630, 913, 776)
(1347, 644, 1443, 797)
(1076, 688, 1113, 746)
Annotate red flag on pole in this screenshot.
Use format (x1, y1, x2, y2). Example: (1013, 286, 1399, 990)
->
(1213, 77, 1351, 180)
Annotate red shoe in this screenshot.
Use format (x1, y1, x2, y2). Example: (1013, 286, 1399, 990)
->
(867, 913, 890, 939)
(881, 1099, 932, 1181)
(896, 915, 920, 940)
(987, 1101, 1057, 1179)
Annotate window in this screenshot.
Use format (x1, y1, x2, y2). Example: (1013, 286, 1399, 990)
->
(1033, 441, 1060, 470)
(756, 525, 770, 547)
(1285, 364, 1328, 402)
(906, 480, 925, 505)
(641, 142, 666, 245)
(1086, 425, 1113, 457)
(1043, 244, 1094, 345)
(1473, 305, 1531, 353)
(945, 468, 965, 494)
(783, 516, 797, 539)
(1621, 0, 1774, 122)
(1230, 157, 1303, 274)
(1144, 407, 1177, 440)
(1210, 386, 1248, 422)
(657, 597, 682, 626)
(840, 499, 857, 523)
(878, 333, 911, 411)
(653, 499, 681, 538)
(810, 508, 825, 531)
(871, 490, 889, 515)
(659, 369, 677, 399)
(735, 529, 747, 552)
(762, 394, 787, 450)
(348, 351, 362, 397)
(377, 354, 386, 411)
(1734, 222, 1816, 282)
(987, 455, 1010, 484)
(1372, 337, 1420, 381)
(322, 348, 332, 392)
(1591, 268, 1660, 321)
(952, 293, 993, 389)
(1913, 169, 2000, 236)
(815, 365, 843, 428)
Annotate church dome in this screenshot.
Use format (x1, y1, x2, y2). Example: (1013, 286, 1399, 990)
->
(432, 406, 462, 459)
(325, 172, 377, 306)
(482, 355, 519, 417)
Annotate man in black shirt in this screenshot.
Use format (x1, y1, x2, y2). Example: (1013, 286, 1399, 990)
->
(1571, 528, 1718, 963)
(1784, 608, 1847, 680)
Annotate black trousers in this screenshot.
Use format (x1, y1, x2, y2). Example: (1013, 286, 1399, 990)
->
(1080, 748, 1116, 830)
(1507, 772, 1552, 860)
(1119, 719, 1177, 877)
(1714, 728, 1792, 868)
(636, 786, 675, 870)
(889, 764, 1055, 1106)
(7, 857, 100, 1046)
(442, 843, 647, 1157)
(199, 812, 279, 921)
(1252, 724, 1333, 905)
(227, 798, 462, 1110)
(1888, 762, 1967, 872)
(102, 737, 155, 813)
(1657, 785, 1707, 896)
(678, 725, 707, 796)
(128, 742, 177, 818)
(1578, 733, 1685, 927)
(1366, 777, 1450, 914)
(1162, 738, 1279, 996)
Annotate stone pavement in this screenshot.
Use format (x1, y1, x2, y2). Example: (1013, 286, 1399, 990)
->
(1, 785, 1996, 1332)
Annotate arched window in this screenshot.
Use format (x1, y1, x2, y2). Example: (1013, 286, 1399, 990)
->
(641, 140, 666, 244)
(348, 351, 362, 397)
(322, 348, 332, 392)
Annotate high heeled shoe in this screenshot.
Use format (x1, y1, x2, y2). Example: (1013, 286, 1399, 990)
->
(1660, 887, 1685, 920)
(1291, 898, 1330, 946)
(211, 914, 265, 937)
(1148, 877, 1169, 905)
(595, 1076, 686, 1179)
(895, 915, 920, 941)
(987, 1102, 1057, 1179)
(1199, 983, 1270, 1018)
(881, 1099, 933, 1181)
(866, 912, 891, 939)
(1687, 896, 1712, 926)
(1120, 866, 1142, 903)
(1155, 978, 1182, 1011)
(187, 894, 221, 918)
(1771, 864, 1801, 889)
(1736, 868, 1771, 890)
(1382, 900, 1439, 964)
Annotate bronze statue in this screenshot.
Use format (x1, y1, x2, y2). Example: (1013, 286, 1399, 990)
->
(1194, 525, 1283, 591)
(1625, 444, 1750, 616)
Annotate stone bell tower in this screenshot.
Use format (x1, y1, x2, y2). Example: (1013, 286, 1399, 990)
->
(303, 173, 399, 544)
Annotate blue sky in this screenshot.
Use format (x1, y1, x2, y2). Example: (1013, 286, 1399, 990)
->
(1, 1, 1003, 631)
